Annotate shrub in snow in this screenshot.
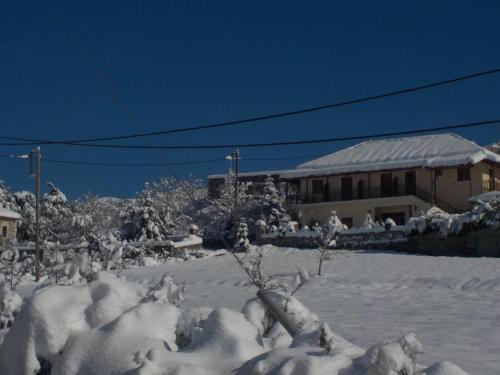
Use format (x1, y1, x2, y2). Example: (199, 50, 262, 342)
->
(0, 285, 22, 329)
(142, 272, 184, 305)
(232, 247, 283, 293)
(406, 201, 500, 238)
(312, 222, 322, 233)
(384, 217, 397, 231)
(0, 241, 33, 291)
(64, 252, 92, 284)
(357, 332, 423, 375)
(313, 211, 342, 276)
(405, 206, 453, 236)
(234, 218, 250, 251)
(97, 234, 124, 270)
(362, 212, 378, 230)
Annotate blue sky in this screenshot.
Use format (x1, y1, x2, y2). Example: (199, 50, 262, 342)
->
(1, 1, 500, 198)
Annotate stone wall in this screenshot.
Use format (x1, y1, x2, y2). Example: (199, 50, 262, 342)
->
(257, 227, 500, 258)
(400, 227, 500, 257)
(257, 234, 320, 249)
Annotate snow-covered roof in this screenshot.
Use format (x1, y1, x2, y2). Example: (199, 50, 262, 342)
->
(208, 134, 500, 180)
(295, 133, 500, 172)
(486, 141, 500, 154)
(0, 208, 22, 220)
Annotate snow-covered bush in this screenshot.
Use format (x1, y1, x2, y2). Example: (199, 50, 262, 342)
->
(0, 241, 33, 291)
(384, 217, 396, 231)
(97, 234, 124, 270)
(406, 201, 500, 237)
(362, 212, 377, 230)
(0, 285, 22, 329)
(234, 218, 250, 251)
(142, 272, 184, 305)
(406, 206, 453, 236)
(122, 183, 176, 241)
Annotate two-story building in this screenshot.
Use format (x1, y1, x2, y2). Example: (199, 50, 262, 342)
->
(208, 133, 500, 228)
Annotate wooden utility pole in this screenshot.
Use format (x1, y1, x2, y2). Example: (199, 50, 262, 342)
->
(234, 149, 240, 218)
(34, 146, 41, 282)
(231, 149, 240, 247)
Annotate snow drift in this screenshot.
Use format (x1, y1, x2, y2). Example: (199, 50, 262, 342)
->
(0, 272, 470, 375)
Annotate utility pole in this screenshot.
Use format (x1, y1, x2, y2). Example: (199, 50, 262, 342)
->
(32, 147, 41, 282)
(227, 149, 240, 247)
(233, 149, 240, 219)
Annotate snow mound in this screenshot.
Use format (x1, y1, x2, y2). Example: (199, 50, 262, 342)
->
(0, 272, 140, 375)
(424, 361, 469, 375)
(0, 273, 471, 375)
(52, 303, 181, 375)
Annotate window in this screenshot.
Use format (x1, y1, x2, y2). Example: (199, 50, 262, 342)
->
(311, 179, 323, 194)
(341, 176, 353, 201)
(2, 226, 7, 237)
(457, 167, 470, 182)
(341, 217, 353, 228)
(435, 168, 443, 177)
(358, 180, 364, 199)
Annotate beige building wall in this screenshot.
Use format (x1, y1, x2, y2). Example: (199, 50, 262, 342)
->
(0, 218, 18, 245)
(294, 161, 500, 228)
(298, 196, 431, 228)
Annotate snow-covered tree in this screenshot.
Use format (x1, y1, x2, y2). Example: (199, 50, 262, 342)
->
(0, 181, 18, 212)
(234, 218, 250, 251)
(315, 211, 342, 276)
(122, 183, 175, 241)
(13, 191, 36, 241)
(260, 176, 289, 229)
(0, 241, 33, 291)
(200, 173, 250, 242)
(42, 182, 74, 243)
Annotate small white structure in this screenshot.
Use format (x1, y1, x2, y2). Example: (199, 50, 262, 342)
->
(0, 208, 22, 246)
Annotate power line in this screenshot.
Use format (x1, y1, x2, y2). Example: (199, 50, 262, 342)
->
(2, 67, 500, 146)
(44, 0, 197, 201)
(41, 157, 226, 167)
(0, 151, 325, 168)
(1, 118, 499, 150)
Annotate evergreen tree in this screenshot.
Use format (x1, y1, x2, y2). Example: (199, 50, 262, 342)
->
(122, 183, 175, 241)
(42, 182, 74, 243)
(260, 176, 289, 229)
(234, 217, 250, 251)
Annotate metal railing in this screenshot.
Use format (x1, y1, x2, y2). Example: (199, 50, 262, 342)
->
(287, 185, 414, 204)
(482, 179, 500, 192)
(286, 184, 465, 214)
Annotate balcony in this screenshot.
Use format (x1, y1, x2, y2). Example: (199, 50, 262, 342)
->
(482, 179, 500, 192)
(287, 185, 416, 205)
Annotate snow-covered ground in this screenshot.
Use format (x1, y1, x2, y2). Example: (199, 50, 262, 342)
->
(122, 246, 500, 375)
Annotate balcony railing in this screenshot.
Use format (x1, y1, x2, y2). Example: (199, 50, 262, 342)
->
(286, 184, 465, 214)
(287, 185, 414, 205)
(482, 179, 500, 192)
